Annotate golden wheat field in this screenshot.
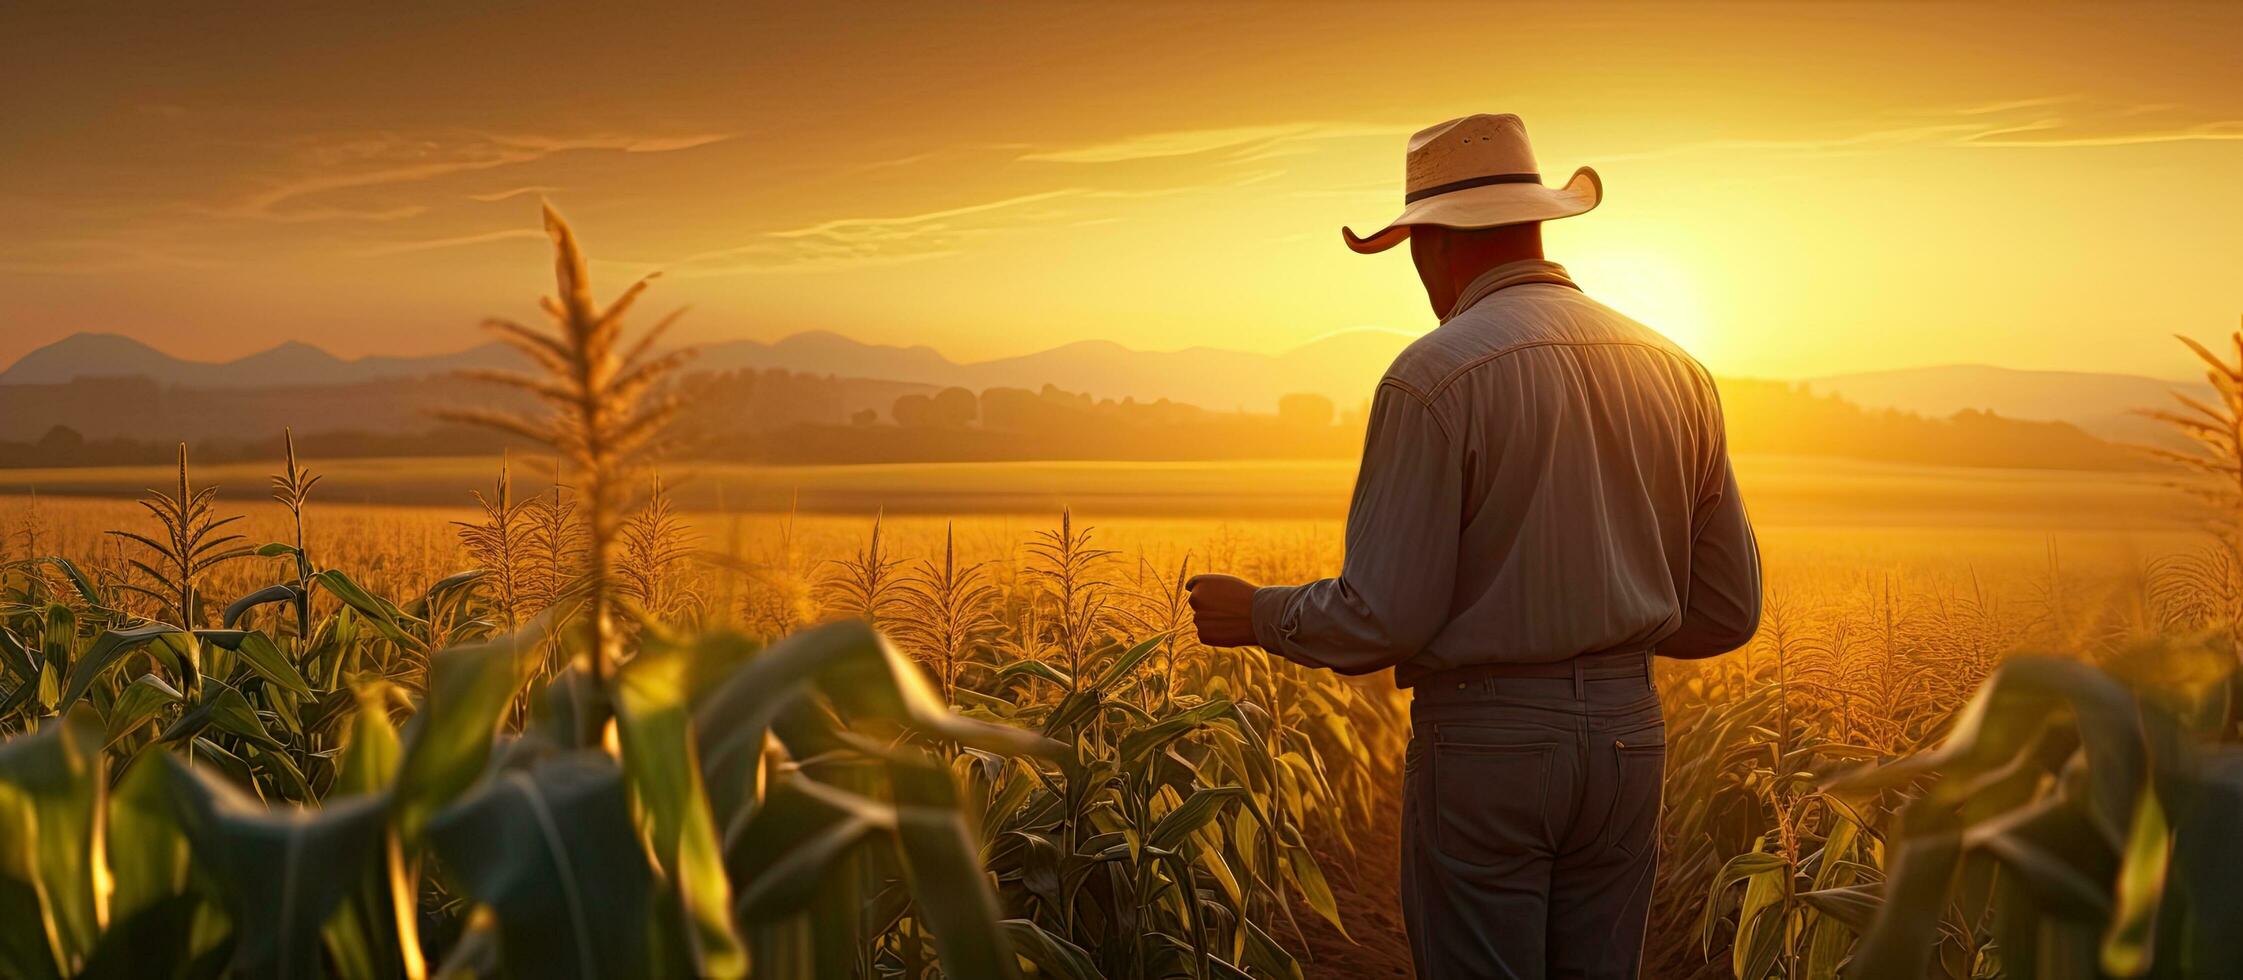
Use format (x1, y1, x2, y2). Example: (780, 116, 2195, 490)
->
(1, 447, 2228, 978)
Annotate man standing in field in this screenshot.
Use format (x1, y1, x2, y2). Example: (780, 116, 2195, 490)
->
(1186, 113, 1761, 979)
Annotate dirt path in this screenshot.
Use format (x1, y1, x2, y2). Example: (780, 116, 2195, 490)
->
(1294, 787, 1414, 978)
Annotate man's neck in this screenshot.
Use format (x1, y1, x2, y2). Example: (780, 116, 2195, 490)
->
(1444, 245, 1545, 301)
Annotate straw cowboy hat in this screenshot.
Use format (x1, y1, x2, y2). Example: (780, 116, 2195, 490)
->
(1343, 113, 1601, 254)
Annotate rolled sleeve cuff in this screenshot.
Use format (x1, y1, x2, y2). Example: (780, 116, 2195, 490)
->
(1250, 585, 1301, 659)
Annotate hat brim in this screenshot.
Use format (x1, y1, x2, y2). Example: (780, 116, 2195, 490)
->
(1341, 166, 1602, 254)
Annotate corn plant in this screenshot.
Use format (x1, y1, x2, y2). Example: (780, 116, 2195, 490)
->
(618, 472, 700, 623)
(453, 453, 532, 630)
(446, 203, 694, 685)
(106, 444, 252, 627)
(1830, 649, 2243, 979)
(0, 615, 1057, 979)
(818, 513, 908, 630)
(895, 522, 1001, 705)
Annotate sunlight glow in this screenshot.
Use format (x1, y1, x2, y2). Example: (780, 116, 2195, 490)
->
(1567, 247, 1713, 362)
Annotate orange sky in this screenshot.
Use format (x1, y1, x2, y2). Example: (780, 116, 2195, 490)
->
(4, 2, 2240, 379)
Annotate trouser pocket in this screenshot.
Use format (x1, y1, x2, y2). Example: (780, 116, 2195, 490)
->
(1431, 735, 1559, 865)
(1601, 724, 1666, 857)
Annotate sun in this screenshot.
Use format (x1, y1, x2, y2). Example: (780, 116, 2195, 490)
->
(1562, 245, 1716, 362)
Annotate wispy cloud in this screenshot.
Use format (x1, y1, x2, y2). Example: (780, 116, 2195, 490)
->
(653, 188, 1086, 276)
(1021, 124, 1326, 163)
(1019, 122, 1404, 164)
(1596, 98, 2243, 161)
(1962, 118, 2243, 147)
(213, 131, 732, 222)
(764, 188, 1086, 241)
(354, 227, 546, 257)
(467, 185, 560, 202)
(640, 160, 1298, 278)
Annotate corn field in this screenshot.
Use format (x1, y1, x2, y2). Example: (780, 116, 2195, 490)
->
(0, 208, 2238, 978)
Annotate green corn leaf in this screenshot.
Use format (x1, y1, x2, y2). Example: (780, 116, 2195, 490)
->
(38, 604, 75, 710)
(1798, 882, 1881, 932)
(2170, 749, 2243, 977)
(2100, 782, 2170, 977)
(1119, 699, 1238, 769)
(0, 630, 38, 721)
(994, 658, 1073, 690)
(160, 679, 282, 750)
(615, 646, 746, 979)
(323, 683, 422, 980)
(1963, 796, 2115, 917)
(58, 621, 197, 714)
(27, 559, 103, 609)
(727, 775, 895, 922)
(1842, 804, 1962, 979)
(888, 756, 1020, 980)
(0, 708, 106, 978)
(311, 571, 425, 654)
(140, 751, 390, 979)
(336, 684, 401, 797)
(89, 753, 215, 980)
(1089, 632, 1169, 693)
(1000, 919, 1100, 980)
(104, 673, 183, 747)
(1148, 786, 1247, 853)
(393, 626, 539, 839)
(708, 621, 1060, 761)
(194, 630, 310, 699)
(221, 585, 301, 631)
(695, 621, 1059, 837)
(1280, 842, 1345, 938)
(426, 753, 653, 980)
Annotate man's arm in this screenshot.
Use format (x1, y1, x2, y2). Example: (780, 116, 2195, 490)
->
(1659, 440, 1762, 659)
(1247, 381, 1464, 674)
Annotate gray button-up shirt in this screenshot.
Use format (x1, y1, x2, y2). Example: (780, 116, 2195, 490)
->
(1251, 259, 1761, 686)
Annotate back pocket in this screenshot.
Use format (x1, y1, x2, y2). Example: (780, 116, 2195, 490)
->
(1431, 739, 1557, 866)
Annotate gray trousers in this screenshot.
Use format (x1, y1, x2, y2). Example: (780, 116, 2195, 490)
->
(1401, 652, 1665, 979)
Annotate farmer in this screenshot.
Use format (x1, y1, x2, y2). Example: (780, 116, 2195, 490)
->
(1186, 113, 1760, 979)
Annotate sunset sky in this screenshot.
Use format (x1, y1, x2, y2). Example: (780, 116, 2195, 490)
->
(4, 2, 2241, 380)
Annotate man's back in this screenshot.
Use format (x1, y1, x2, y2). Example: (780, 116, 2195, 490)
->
(1249, 258, 1760, 685)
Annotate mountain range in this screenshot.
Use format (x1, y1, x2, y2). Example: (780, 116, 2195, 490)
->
(0, 331, 2206, 445)
(1802, 363, 2205, 449)
(0, 329, 1422, 412)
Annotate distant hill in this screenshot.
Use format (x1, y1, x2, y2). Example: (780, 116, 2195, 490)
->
(0, 333, 523, 388)
(1, 329, 1416, 412)
(1804, 363, 2207, 451)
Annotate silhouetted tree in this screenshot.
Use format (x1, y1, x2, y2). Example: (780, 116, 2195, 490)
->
(932, 386, 978, 426)
(36, 425, 85, 456)
(894, 393, 934, 427)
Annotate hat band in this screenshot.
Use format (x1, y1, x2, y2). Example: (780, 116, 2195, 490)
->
(1404, 171, 1542, 204)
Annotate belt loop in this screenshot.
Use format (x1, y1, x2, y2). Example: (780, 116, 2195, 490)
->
(1572, 658, 1585, 701)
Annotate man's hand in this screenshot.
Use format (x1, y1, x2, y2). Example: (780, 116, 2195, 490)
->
(1185, 574, 1260, 647)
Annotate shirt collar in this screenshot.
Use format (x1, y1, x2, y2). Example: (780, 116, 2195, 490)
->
(1441, 258, 1580, 323)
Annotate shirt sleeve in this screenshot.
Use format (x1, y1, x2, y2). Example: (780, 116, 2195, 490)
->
(1659, 409, 1762, 659)
(1251, 380, 1463, 674)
